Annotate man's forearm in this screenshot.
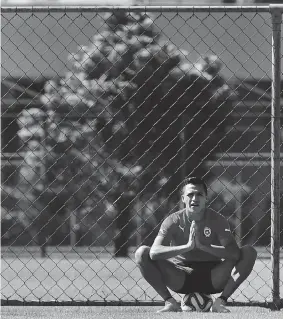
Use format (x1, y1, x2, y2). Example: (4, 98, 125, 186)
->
(149, 245, 191, 260)
(200, 244, 240, 261)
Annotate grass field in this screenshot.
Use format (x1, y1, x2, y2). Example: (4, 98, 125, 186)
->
(1, 251, 282, 304)
(1, 306, 283, 319)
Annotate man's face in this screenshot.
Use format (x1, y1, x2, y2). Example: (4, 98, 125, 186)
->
(181, 183, 207, 221)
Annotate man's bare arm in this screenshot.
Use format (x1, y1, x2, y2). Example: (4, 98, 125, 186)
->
(150, 222, 196, 260)
(149, 237, 192, 260)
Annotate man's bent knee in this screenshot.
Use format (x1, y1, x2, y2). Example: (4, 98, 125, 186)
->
(240, 245, 257, 264)
(135, 245, 151, 265)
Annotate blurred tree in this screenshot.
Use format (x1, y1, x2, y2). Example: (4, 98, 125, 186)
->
(208, 177, 257, 246)
(17, 11, 235, 256)
(15, 107, 137, 255)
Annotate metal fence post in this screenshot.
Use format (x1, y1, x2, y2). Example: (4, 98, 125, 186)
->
(270, 4, 282, 310)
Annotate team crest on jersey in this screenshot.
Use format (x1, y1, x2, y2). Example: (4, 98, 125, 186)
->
(204, 227, 211, 237)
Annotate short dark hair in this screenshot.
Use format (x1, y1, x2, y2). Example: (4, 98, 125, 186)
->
(181, 176, 207, 195)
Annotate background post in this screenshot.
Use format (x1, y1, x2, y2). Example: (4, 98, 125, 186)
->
(270, 4, 282, 310)
(235, 173, 243, 246)
(179, 114, 186, 210)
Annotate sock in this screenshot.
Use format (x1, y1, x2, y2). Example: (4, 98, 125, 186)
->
(164, 296, 174, 302)
(219, 296, 228, 304)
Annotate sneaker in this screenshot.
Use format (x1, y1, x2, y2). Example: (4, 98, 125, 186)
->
(156, 298, 181, 313)
(210, 297, 230, 313)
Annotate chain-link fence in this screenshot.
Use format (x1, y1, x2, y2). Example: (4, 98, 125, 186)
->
(1, 5, 282, 308)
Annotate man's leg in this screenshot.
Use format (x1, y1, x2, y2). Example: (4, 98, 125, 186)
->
(210, 245, 257, 312)
(135, 245, 186, 312)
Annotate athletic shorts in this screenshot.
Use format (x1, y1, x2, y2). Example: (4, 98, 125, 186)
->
(172, 260, 223, 294)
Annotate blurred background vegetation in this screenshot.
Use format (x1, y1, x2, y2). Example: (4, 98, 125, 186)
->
(2, 6, 282, 256)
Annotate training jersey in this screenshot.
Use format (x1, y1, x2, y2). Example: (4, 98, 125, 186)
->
(157, 208, 233, 264)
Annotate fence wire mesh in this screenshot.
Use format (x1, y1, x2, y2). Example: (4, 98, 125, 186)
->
(1, 6, 282, 307)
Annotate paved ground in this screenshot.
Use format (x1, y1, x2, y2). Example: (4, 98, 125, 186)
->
(2, 256, 282, 304)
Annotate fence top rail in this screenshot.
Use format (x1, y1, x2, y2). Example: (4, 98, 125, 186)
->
(2, 5, 283, 14)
